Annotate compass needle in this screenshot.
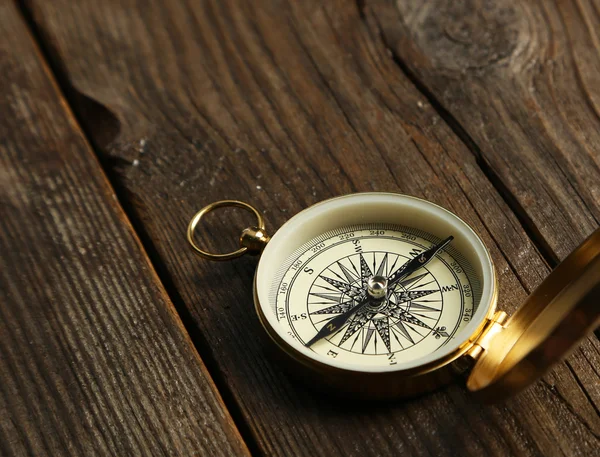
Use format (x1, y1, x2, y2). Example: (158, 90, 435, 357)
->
(303, 234, 456, 350)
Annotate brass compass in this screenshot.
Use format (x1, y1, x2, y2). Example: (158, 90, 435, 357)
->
(187, 193, 600, 400)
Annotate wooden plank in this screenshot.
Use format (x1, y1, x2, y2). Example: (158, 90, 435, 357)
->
(368, 0, 600, 261)
(0, 3, 250, 456)
(21, 0, 600, 455)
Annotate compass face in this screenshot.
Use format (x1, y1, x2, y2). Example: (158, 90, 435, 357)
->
(271, 224, 482, 368)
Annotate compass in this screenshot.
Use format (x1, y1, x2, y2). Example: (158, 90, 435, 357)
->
(187, 193, 600, 400)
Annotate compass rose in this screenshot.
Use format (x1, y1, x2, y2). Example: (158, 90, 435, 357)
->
(308, 252, 444, 354)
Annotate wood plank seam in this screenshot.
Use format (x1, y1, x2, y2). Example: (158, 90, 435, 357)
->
(13, 2, 263, 455)
(94, 188, 265, 457)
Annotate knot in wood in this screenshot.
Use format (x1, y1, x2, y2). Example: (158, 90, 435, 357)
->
(407, 0, 525, 71)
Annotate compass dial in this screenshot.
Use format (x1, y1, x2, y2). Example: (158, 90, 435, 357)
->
(272, 224, 481, 368)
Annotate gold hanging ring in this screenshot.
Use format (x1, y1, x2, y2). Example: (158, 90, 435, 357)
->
(187, 200, 268, 261)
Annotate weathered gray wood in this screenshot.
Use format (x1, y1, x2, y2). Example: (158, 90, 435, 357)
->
(0, 3, 250, 456)
(21, 0, 600, 455)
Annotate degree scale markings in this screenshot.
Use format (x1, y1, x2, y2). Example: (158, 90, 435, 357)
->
(274, 224, 480, 368)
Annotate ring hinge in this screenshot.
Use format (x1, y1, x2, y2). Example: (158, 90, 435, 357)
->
(187, 200, 269, 261)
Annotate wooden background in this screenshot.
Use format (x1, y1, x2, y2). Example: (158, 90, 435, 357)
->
(1, 0, 599, 455)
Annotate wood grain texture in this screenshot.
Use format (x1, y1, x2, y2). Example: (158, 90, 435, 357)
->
(0, 3, 250, 456)
(368, 0, 600, 261)
(21, 0, 600, 455)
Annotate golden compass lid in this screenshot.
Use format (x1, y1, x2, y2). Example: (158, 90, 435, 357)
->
(467, 228, 600, 401)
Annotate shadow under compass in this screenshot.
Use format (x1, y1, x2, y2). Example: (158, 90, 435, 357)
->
(263, 333, 475, 403)
(271, 349, 477, 412)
